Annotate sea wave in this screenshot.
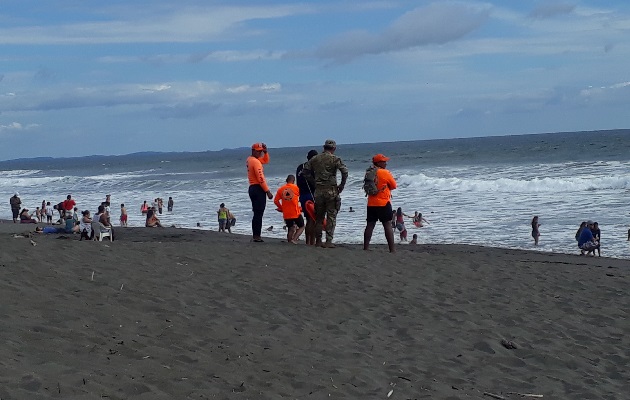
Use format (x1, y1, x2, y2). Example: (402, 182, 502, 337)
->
(397, 173, 630, 193)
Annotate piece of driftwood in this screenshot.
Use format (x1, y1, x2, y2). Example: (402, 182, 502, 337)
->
(484, 392, 506, 400)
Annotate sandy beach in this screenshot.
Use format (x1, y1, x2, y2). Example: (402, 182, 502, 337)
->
(0, 220, 628, 399)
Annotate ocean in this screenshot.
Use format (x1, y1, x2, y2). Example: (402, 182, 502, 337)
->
(1, 130, 629, 259)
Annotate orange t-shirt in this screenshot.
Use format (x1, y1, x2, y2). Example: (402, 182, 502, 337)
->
(274, 183, 301, 219)
(246, 152, 270, 192)
(367, 168, 397, 207)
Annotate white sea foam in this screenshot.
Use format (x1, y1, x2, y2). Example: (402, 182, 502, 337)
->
(397, 173, 630, 193)
(1, 141, 629, 259)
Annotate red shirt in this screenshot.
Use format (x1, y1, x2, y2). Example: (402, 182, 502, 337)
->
(63, 199, 76, 211)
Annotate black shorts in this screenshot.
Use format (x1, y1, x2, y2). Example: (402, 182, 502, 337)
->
(285, 215, 305, 228)
(366, 202, 393, 223)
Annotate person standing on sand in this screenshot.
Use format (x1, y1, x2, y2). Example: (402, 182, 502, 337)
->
(62, 195, 76, 217)
(394, 207, 408, 242)
(226, 209, 235, 233)
(274, 175, 305, 244)
(10, 193, 21, 223)
(120, 204, 128, 227)
(363, 154, 397, 253)
(591, 222, 601, 256)
(296, 149, 318, 245)
(217, 203, 230, 233)
(531, 216, 541, 245)
(302, 139, 348, 248)
(246, 142, 273, 242)
(141, 200, 149, 215)
(45, 201, 53, 224)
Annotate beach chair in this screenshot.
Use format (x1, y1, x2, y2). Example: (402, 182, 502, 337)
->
(91, 221, 112, 241)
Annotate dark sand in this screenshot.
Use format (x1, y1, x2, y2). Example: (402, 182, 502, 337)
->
(0, 220, 628, 399)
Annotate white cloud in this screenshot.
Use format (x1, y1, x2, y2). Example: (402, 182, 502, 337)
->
(313, 2, 490, 63)
(0, 122, 39, 132)
(0, 5, 313, 44)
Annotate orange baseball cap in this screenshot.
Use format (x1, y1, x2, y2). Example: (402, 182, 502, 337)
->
(251, 143, 265, 151)
(372, 154, 390, 163)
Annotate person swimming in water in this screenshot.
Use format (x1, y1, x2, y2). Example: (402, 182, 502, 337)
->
(406, 211, 429, 227)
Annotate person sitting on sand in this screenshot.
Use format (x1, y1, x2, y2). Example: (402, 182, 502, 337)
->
(577, 220, 599, 256)
(575, 221, 586, 242)
(19, 208, 37, 224)
(145, 207, 163, 228)
(410, 234, 418, 245)
(95, 204, 115, 240)
(64, 214, 78, 234)
(79, 210, 93, 240)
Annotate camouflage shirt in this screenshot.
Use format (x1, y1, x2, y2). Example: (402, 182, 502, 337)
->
(303, 151, 348, 188)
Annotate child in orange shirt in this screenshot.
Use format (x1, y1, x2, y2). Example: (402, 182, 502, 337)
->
(274, 175, 305, 244)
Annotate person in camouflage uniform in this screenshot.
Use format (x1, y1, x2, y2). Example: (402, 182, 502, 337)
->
(302, 139, 348, 248)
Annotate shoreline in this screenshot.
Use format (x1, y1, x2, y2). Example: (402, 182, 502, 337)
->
(1, 218, 627, 262)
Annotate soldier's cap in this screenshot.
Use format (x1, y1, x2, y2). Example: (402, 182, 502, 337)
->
(251, 143, 265, 151)
(372, 154, 390, 163)
(324, 139, 336, 148)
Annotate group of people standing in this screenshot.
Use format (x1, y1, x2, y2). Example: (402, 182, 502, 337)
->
(246, 139, 350, 248)
(246, 139, 424, 253)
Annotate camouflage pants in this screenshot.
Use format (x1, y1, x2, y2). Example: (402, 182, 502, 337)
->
(314, 187, 341, 241)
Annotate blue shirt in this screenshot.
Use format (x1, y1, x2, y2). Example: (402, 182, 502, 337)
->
(578, 227, 594, 247)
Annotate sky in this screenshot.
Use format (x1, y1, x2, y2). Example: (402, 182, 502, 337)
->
(0, 0, 629, 160)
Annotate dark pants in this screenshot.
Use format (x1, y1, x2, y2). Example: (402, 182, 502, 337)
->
(249, 185, 267, 237)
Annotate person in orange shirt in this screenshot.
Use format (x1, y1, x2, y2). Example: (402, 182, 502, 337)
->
(363, 153, 397, 253)
(274, 174, 305, 244)
(247, 142, 273, 242)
